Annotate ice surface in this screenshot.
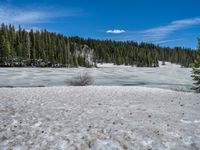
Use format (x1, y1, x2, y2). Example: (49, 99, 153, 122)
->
(0, 86, 199, 149)
(0, 62, 193, 92)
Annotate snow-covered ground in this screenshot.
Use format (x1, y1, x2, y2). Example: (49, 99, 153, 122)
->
(0, 62, 193, 92)
(0, 86, 200, 150)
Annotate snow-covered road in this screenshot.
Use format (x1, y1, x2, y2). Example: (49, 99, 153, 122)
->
(0, 86, 200, 150)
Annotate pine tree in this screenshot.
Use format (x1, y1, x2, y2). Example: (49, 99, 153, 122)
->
(0, 35, 3, 63)
(8, 25, 16, 60)
(24, 32, 31, 63)
(2, 36, 11, 62)
(29, 29, 36, 63)
(191, 39, 200, 92)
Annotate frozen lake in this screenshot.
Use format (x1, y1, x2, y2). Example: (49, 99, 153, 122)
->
(0, 62, 193, 92)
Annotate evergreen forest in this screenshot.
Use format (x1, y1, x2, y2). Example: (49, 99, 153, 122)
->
(0, 24, 196, 68)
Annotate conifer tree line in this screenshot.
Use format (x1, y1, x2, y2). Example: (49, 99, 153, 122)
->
(0, 24, 93, 67)
(0, 23, 196, 67)
(70, 37, 196, 67)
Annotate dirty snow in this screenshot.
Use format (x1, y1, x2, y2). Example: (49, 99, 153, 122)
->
(0, 86, 200, 150)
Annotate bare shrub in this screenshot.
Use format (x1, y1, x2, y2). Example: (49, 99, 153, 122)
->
(69, 73, 94, 86)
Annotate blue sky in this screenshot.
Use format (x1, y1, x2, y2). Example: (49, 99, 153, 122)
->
(0, 0, 200, 49)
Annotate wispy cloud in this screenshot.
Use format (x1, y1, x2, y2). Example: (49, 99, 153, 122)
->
(104, 17, 200, 48)
(106, 29, 126, 34)
(153, 39, 184, 45)
(0, 5, 81, 24)
(142, 17, 200, 41)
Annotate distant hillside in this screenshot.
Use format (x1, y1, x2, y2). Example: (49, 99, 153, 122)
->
(0, 24, 196, 67)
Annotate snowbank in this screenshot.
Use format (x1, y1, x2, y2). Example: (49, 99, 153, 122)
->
(0, 86, 200, 149)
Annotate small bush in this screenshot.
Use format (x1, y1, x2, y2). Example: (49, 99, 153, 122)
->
(69, 73, 94, 86)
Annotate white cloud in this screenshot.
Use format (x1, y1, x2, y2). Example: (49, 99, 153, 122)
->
(142, 17, 200, 40)
(106, 29, 126, 34)
(0, 5, 81, 24)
